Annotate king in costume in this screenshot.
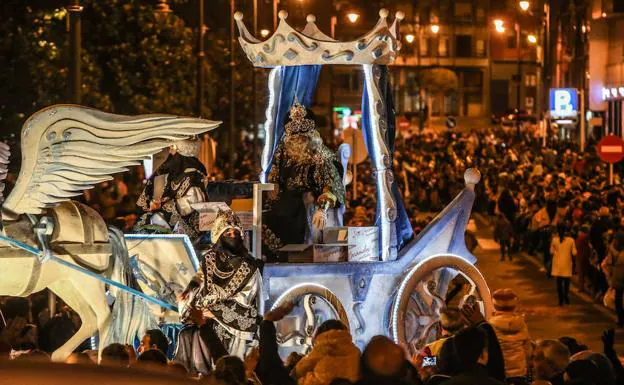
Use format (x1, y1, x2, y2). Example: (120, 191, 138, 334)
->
(263, 100, 346, 259)
(174, 210, 261, 375)
(134, 138, 207, 240)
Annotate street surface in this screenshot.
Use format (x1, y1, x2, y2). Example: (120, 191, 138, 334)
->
(471, 214, 624, 353)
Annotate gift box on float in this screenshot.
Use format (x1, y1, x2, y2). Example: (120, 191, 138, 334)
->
(322, 226, 379, 262)
(313, 244, 347, 262)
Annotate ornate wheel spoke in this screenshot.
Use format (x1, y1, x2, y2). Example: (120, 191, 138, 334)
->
(271, 284, 350, 358)
(392, 255, 493, 357)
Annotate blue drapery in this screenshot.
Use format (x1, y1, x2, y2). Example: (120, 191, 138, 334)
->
(262, 65, 322, 181)
(361, 66, 413, 252)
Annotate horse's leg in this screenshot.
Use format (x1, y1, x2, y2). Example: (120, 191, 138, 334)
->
(89, 282, 111, 360)
(48, 280, 99, 362)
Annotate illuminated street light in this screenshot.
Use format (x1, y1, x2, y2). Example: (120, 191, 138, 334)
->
(527, 34, 537, 44)
(347, 12, 360, 23)
(405, 34, 415, 44)
(153, 0, 172, 23)
(260, 29, 270, 38)
(430, 24, 440, 34)
(494, 19, 506, 33)
(519, 1, 530, 11)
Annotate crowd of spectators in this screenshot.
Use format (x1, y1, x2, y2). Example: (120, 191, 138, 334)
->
(2, 123, 623, 385)
(343, 128, 623, 326)
(1, 292, 622, 385)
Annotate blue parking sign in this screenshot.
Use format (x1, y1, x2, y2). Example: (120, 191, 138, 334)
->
(549, 88, 578, 118)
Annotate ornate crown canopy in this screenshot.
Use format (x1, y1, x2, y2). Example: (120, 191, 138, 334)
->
(234, 9, 404, 68)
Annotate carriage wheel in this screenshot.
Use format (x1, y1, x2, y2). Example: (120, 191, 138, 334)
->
(391, 254, 493, 356)
(270, 283, 349, 356)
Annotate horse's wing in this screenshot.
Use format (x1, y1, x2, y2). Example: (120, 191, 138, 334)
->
(3, 105, 221, 215)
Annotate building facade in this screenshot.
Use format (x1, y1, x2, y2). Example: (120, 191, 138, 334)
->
(393, 0, 492, 119)
(589, 0, 624, 137)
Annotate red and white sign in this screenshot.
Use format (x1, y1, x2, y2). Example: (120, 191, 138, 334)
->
(597, 135, 624, 164)
(397, 116, 410, 130)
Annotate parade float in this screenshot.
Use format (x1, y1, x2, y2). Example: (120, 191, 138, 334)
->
(234, 9, 493, 357)
(0, 8, 492, 362)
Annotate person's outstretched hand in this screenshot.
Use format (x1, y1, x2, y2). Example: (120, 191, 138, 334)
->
(602, 328, 615, 353)
(461, 302, 485, 326)
(264, 301, 295, 322)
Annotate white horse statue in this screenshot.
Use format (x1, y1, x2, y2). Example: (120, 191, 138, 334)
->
(0, 105, 220, 361)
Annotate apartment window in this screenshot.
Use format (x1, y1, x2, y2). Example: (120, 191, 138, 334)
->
(476, 7, 485, 22)
(525, 74, 537, 87)
(337, 72, 360, 92)
(476, 39, 486, 57)
(454, 2, 472, 21)
(421, 7, 431, 24)
(429, 11, 439, 24)
(464, 71, 483, 87)
(439, 0, 450, 22)
(456, 35, 472, 57)
(439, 37, 449, 57)
(419, 36, 429, 56)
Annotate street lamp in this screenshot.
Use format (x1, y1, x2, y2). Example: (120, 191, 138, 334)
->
(527, 34, 537, 44)
(260, 29, 270, 38)
(347, 12, 360, 24)
(519, 1, 530, 12)
(405, 34, 415, 44)
(494, 19, 506, 33)
(153, 0, 172, 23)
(430, 24, 440, 34)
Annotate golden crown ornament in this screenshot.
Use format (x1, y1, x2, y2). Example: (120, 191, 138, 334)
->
(285, 98, 316, 136)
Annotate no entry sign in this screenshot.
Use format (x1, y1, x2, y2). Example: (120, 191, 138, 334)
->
(597, 135, 624, 164)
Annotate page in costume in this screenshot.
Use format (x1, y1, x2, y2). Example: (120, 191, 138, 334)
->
(175, 210, 261, 373)
(134, 139, 207, 240)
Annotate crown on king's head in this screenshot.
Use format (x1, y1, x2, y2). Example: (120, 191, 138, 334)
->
(285, 98, 315, 136)
(289, 97, 307, 121)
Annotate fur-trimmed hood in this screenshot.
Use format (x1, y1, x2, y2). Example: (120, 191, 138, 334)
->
(294, 330, 360, 385)
(489, 312, 529, 341)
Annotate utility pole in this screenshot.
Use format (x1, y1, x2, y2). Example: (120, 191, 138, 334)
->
(516, 20, 522, 139)
(229, 0, 236, 178)
(328, 15, 337, 137)
(252, 0, 259, 169)
(579, 89, 585, 152)
(68, 0, 82, 104)
(197, 0, 205, 117)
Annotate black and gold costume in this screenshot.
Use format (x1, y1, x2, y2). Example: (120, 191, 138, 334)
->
(263, 101, 345, 257)
(135, 151, 207, 240)
(175, 210, 261, 374)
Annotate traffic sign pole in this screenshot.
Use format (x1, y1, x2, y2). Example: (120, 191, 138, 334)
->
(597, 135, 624, 185)
(610, 164, 614, 186)
(579, 89, 585, 152)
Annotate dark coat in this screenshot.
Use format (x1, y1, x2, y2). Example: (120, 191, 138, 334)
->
(255, 320, 295, 385)
(497, 189, 518, 223)
(442, 365, 506, 385)
(478, 322, 507, 382)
